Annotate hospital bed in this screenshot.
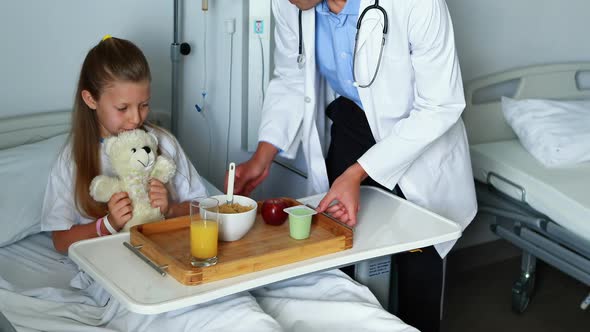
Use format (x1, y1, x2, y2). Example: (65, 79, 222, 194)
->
(462, 63, 590, 313)
(0, 110, 417, 331)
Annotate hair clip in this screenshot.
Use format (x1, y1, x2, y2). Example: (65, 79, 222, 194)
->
(102, 34, 112, 41)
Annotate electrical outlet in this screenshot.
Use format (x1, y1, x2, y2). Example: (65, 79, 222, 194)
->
(254, 19, 264, 34)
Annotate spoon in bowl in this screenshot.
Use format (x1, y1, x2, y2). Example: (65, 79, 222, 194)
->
(226, 162, 236, 205)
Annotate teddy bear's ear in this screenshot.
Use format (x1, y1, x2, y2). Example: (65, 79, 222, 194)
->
(148, 131, 159, 147)
(104, 136, 116, 155)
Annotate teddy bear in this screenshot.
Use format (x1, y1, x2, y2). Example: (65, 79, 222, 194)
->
(90, 129, 176, 232)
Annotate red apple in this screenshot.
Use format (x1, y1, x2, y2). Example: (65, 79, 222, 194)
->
(261, 198, 289, 226)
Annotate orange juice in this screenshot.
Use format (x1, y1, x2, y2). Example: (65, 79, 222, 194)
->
(190, 219, 218, 259)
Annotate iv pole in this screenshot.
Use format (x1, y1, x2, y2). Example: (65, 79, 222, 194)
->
(170, 0, 191, 136)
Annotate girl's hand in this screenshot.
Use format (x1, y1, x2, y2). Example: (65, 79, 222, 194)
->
(107, 192, 133, 231)
(149, 179, 170, 216)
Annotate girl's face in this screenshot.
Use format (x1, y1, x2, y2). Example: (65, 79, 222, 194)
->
(82, 80, 151, 138)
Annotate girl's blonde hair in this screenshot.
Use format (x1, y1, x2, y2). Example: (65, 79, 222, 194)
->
(71, 37, 151, 218)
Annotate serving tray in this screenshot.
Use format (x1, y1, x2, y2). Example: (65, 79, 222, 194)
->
(129, 199, 353, 285)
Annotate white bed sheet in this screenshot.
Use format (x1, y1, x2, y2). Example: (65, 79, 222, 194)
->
(470, 140, 590, 242)
(0, 233, 415, 332)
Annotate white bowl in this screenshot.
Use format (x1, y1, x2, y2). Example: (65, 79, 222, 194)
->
(209, 194, 258, 242)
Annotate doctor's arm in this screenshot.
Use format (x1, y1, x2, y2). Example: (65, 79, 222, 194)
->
(319, 0, 465, 225)
(357, 0, 465, 187)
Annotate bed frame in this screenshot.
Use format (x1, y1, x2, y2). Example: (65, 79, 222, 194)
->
(463, 63, 590, 313)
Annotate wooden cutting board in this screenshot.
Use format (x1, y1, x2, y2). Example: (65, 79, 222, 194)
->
(129, 199, 353, 285)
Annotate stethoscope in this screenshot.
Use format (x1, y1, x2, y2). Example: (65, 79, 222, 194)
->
(297, 0, 389, 88)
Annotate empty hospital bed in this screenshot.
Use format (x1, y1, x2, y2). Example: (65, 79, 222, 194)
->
(462, 63, 590, 313)
(0, 110, 416, 331)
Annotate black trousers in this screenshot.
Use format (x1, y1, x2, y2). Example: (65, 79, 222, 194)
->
(325, 97, 445, 332)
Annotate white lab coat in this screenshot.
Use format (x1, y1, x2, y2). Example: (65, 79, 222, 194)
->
(259, 0, 477, 257)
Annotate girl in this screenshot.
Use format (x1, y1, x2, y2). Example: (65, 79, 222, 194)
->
(41, 36, 208, 254)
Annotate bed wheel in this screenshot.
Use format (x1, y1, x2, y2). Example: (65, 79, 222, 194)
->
(511, 274, 535, 314)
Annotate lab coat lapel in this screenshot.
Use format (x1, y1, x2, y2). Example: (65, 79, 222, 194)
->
(302, 9, 329, 194)
(302, 7, 315, 85)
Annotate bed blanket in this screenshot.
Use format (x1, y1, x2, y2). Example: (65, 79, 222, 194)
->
(252, 269, 418, 332)
(0, 274, 281, 332)
(0, 234, 281, 332)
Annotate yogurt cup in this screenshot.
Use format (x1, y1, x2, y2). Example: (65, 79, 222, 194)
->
(283, 205, 317, 240)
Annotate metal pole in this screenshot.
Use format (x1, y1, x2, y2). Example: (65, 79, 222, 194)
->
(170, 0, 182, 135)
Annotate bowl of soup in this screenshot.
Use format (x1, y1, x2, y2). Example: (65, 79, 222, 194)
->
(209, 194, 257, 241)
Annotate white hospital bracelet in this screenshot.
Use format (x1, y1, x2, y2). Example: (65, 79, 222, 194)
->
(103, 214, 118, 234)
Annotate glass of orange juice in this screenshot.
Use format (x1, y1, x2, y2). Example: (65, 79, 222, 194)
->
(190, 197, 220, 267)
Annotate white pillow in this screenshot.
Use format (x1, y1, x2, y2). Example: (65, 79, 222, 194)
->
(501, 96, 590, 168)
(0, 134, 68, 247)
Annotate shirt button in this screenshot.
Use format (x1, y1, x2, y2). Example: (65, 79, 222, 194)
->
(340, 52, 347, 59)
(304, 96, 312, 103)
(347, 80, 352, 85)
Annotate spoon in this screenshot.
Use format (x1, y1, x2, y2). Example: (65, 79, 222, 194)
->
(226, 162, 236, 205)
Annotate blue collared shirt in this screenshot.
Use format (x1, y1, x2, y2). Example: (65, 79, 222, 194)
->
(315, 0, 363, 109)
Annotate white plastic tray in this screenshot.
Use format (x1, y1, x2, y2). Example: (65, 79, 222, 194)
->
(69, 186, 461, 314)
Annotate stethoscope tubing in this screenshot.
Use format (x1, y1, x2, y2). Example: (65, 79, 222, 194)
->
(297, 1, 388, 88)
(297, 9, 305, 66)
(353, 0, 388, 87)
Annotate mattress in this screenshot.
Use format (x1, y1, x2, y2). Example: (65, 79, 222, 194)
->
(470, 140, 590, 242)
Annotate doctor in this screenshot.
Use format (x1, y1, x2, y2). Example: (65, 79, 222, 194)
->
(232, 0, 477, 330)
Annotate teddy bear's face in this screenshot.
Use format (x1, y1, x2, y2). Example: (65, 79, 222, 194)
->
(104, 129, 159, 176)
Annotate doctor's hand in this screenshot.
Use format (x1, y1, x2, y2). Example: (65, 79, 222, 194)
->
(317, 163, 368, 227)
(228, 142, 278, 196)
(107, 192, 133, 231)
